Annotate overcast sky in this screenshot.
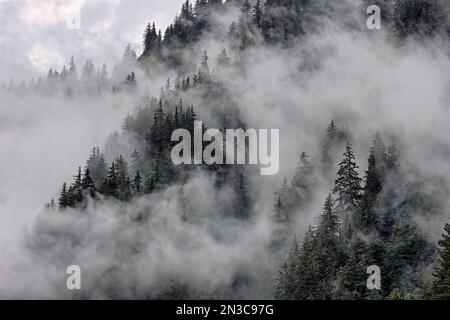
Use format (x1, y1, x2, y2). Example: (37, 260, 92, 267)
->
(0, 0, 184, 82)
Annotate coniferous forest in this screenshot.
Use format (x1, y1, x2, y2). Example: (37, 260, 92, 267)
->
(1, 0, 450, 300)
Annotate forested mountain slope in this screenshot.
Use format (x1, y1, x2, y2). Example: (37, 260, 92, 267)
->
(2, 0, 450, 300)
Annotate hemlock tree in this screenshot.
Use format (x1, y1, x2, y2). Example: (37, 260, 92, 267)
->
(432, 223, 450, 299)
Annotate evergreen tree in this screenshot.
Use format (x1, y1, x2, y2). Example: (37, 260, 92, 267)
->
(321, 120, 338, 172)
(386, 141, 400, 171)
(69, 56, 78, 82)
(318, 194, 340, 236)
(271, 179, 293, 250)
(87, 147, 108, 186)
(294, 226, 318, 299)
(130, 149, 143, 176)
(276, 194, 345, 300)
(101, 163, 119, 198)
(81, 167, 97, 198)
(333, 142, 363, 238)
(115, 156, 132, 201)
(313, 194, 345, 299)
(333, 143, 363, 212)
(354, 148, 382, 233)
(431, 223, 450, 299)
(384, 211, 431, 295)
(334, 235, 381, 299)
(198, 51, 210, 82)
(58, 183, 69, 209)
(393, 0, 445, 38)
(273, 192, 287, 224)
(252, 0, 263, 28)
(132, 171, 143, 194)
(70, 167, 83, 205)
(275, 237, 300, 299)
(143, 22, 159, 56)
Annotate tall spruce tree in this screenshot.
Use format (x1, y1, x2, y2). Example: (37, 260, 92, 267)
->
(333, 142, 363, 212)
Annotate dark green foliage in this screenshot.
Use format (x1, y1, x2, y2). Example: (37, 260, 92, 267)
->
(262, 0, 308, 43)
(393, 0, 446, 38)
(143, 22, 161, 57)
(333, 142, 363, 216)
(321, 120, 348, 175)
(276, 131, 440, 300)
(81, 167, 97, 198)
(432, 223, 450, 299)
(383, 212, 431, 294)
(71, 167, 83, 204)
(354, 148, 382, 233)
(274, 237, 300, 299)
(58, 183, 69, 209)
(115, 155, 132, 201)
(42, 0, 450, 299)
(276, 195, 345, 300)
(252, 0, 263, 28)
(100, 163, 119, 198)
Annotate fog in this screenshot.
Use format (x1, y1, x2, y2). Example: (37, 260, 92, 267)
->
(0, 0, 450, 299)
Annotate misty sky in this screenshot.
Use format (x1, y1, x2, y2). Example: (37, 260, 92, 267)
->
(0, 0, 184, 82)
